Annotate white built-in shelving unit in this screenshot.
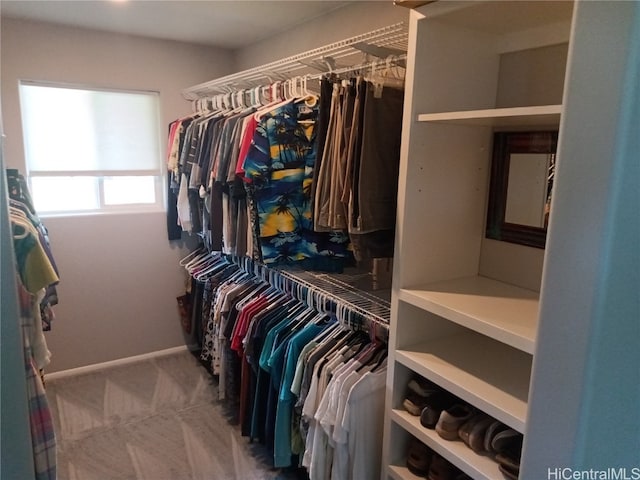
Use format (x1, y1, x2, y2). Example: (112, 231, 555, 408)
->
(383, 0, 640, 478)
(382, 1, 573, 478)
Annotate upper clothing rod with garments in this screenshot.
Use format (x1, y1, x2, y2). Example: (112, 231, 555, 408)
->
(166, 65, 406, 271)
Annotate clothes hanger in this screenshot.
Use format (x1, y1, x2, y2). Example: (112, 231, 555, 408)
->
(370, 349, 388, 372)
(302, 75, 319, 107)
(183, 250, 213, 270)
(287, 307, 318, 334)
(9, 209, 43, 239)
(224, 267, 250, 285)
(309, 321, 342, 346)
(192, 253, 228, 274)
(254, 80, 294, 120)
(233, 282, 270, 311)
(9, 206, 30, 222)
(193, 257, 229, 281)
(186, 251, 222, 274)
(9, 197, 37, 218)
(11, 218, 31, 239)
(291, 75, 318, 110)
(179, 247, 206, 266)
(11, 215, 39, 239)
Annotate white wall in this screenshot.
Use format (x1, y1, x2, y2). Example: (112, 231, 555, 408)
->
(1, 18, 233, 372)
(234, 1, 408, 69)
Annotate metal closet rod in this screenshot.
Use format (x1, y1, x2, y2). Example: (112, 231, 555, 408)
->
(182, 22, 408, 100)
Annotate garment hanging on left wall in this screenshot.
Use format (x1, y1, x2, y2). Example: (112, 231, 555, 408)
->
(7, 170, 59, 333)
(6, 168, 59, 480)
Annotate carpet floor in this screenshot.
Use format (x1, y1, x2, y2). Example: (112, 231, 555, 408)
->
(45, 350, 306, 480)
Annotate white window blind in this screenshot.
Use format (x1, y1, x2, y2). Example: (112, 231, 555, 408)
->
(19, 82, 163, 215)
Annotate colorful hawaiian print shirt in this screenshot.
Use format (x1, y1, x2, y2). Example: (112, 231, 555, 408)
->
(243, 100, 350, 267)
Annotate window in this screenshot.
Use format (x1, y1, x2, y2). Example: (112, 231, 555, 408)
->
(19, 82, 163, 215)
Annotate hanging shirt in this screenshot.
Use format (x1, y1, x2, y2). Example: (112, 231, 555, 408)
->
(243, 100, 350, 267)
(340, 365, 387, 480)
(273, 320, 326, 467)
(13, 224, 59, 297)
(17, 280, 57, 480)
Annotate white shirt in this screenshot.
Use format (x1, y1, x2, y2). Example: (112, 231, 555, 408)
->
(341, 364, 387, 480)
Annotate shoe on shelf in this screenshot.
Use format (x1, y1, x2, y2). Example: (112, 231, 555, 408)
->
(492, 428, 523, 480)
(491, 428, 523, 458)
(403, 375, 441, 416)
(403, 391, 430, 416)
(407, 376, 440, 397)
(427, 454, 463, 480)
(484, 420, 511, 455)
(419, 391, 458, 429)
(435, 403, 475, 441)
(406, 438, 432, 477)
(497, 456, 520, 479)
(458, 413, 494, 453)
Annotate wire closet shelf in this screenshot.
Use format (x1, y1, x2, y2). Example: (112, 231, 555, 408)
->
(280, 268, 392, 329)
(234, 256, 391, 332)
(182, 22, 408, 99)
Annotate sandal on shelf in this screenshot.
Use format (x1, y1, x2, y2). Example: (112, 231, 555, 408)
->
(406, 438, 432, 477)
(435, 403, 475, 441)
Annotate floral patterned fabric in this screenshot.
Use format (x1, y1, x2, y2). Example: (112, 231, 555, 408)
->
(243, 100, 350, 266)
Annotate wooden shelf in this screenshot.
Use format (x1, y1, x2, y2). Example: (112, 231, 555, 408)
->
(399, 275, 539, 354)
(417, 105, 562, 127)
(396, 331, 531, 432)
(391, 409, 502, 480)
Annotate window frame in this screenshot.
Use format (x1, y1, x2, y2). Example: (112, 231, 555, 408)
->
(19, 80, 166, 217)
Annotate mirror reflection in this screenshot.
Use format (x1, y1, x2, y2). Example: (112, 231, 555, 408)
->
(486, 131, 558, 249)
(505, 153, 555, 228)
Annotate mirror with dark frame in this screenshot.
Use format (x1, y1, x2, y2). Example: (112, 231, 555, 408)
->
(486, 130, 558, 249)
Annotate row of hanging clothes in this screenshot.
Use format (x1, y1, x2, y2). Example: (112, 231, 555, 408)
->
(178, 248, 389, 480)
(166, 58, 405, 272)
(6, 168, 59, 480)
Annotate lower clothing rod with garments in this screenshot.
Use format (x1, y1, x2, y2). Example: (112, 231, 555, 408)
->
(178, 249, 389, 479)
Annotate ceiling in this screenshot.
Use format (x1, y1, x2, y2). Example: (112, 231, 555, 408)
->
(0, 0, 354, 49)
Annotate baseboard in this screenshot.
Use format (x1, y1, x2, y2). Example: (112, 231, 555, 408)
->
(46, 345, 196, 381)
